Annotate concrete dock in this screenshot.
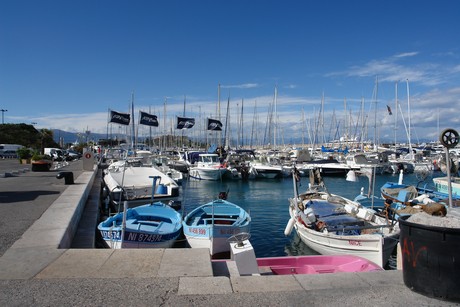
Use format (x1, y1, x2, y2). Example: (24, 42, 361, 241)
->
(0, 158, 456, 306)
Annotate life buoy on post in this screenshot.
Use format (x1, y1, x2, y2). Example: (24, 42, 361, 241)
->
(440, 128, 459, 149)
(82, 149, 94, 171)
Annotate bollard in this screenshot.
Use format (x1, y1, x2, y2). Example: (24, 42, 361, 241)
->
(56, 171, 74, 185)
(399, 215, 460, 302)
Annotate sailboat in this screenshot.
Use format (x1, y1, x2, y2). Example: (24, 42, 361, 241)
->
(400, 80, 433, 172)
(248, 87, 283, 179)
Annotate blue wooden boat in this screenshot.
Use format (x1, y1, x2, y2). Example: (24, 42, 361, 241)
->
(182, 195, 251, 256)
(98, 201, 182, 249)
(379, 180, 454, 216)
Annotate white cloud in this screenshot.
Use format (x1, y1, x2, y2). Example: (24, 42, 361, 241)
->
(11, 84, 460, 145)
(339, 54, 453, 87)
(220, 83, 259, 89)
(393, 52, 419, 58)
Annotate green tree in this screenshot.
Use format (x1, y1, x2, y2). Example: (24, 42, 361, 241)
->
(0, 124, 59, 151)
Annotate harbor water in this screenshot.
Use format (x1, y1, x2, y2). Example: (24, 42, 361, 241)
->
(177, 170, 439, 259)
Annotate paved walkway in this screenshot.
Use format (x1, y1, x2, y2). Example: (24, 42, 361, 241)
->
(0, 159, 456, 306)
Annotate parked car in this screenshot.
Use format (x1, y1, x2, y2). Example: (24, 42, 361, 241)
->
(64, 150, 81, 160)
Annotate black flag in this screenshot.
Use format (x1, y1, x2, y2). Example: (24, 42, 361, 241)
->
(109, 110, 130, 125)
(139, 111, 159, 127)
(177, 116, 195, 129)
(207, 118, 223, 131)
(386, 105, 393, 115)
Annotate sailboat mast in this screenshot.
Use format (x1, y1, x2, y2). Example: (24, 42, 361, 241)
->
(373, 77, 378, 151)
(273, 85, 278, 150)
(148, 105, 152, 149)
(360, 97, 365, 152)
(344, 97, 347, 143)
(250, 101, 257, 148)
(321, 92, 325, 145)
(406, 79, 413, 159)
(131, 91, 135, 151)
(241, 98, 244, 148)
(301, 108, 305, 145)
(163, 97, 167, 149)
(217, 84, 221, 148)
(236, 101, 240, 148)
(394, 82, 398, 152)
(182, 95, 186, 148)
(223, 97, 230, 148)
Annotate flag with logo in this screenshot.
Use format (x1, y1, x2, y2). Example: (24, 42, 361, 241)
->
(177, 116, 195, 129)
(139, 111, 159, 127)
(109, 110, 130, 125)
(207, 118, 223, 131)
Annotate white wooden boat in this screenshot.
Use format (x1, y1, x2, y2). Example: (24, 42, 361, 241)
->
(285, 169, 400, 268)
(182, 196, 251, 256)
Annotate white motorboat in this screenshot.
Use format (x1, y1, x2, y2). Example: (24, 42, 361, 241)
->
(102, 160, 180, 210)
(188, 153, 227, 181)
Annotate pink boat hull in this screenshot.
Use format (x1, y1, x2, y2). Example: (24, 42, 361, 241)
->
(256, 255, 383, 275)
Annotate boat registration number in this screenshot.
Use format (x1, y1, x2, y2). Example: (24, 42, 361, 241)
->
(188, 227, 207, 235)
(101, 230, 121, 240)
(126, 233, 163, 242)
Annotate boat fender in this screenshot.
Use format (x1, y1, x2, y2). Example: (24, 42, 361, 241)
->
(284, 217, 295, 236)
(304, 207, 317, 223)
(102, 186, 109, 199)
(298, 210, 315, 226)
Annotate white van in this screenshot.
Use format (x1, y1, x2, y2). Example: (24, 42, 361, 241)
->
(44, 148, 64, 160)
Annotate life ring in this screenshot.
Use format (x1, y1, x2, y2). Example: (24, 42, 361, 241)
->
(85, 153, 92, 159)
(440, 128, 459, 148)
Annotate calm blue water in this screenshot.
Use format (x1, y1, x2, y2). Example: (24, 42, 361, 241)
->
(179, 171, 443, 258)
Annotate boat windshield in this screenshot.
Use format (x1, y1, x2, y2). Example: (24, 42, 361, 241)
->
(201, 155, 219, 163)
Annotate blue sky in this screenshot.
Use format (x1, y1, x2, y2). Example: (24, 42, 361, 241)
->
(1, 1, 460, 145)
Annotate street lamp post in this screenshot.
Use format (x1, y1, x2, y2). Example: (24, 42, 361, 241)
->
(0, 109, 7, 124)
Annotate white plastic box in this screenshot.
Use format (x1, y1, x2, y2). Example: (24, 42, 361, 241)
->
(356, 208, 373, 221)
